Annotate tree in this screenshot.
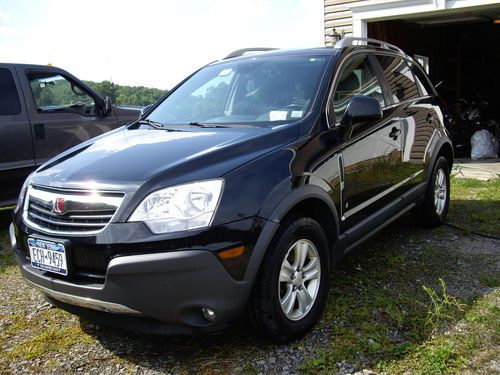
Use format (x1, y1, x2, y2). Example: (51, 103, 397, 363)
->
(85, 80, 166, 106)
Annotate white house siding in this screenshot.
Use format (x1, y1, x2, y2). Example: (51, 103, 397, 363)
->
(324, 0, 500, 44)
(324, 0, 372, 43)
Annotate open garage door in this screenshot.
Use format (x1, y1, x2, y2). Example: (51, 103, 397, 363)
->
(368, 7, 500, 157)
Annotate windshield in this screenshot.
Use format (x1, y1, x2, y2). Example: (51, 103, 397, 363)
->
(148, 55, 328, 127)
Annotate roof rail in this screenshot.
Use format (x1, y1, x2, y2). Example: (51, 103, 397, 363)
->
(334, 37, 404, 54)
(223, 47, 278, 60)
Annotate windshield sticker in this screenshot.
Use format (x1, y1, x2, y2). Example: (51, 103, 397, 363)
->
(291, 110, 303, 118)
(218, 68, 233, 77)
(270, 111, 288, 121)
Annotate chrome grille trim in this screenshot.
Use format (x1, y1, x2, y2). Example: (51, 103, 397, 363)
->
(23, 185, 125, 235)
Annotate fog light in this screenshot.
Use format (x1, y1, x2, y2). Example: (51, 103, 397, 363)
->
(202, 307, 216, 322)
(8, 223, 17, 249)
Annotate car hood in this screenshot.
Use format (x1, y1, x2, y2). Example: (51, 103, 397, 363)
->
(31, 125, 298, 193)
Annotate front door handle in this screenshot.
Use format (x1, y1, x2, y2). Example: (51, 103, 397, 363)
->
(34, 123, 45, 140)
(389, 127, 401, 140)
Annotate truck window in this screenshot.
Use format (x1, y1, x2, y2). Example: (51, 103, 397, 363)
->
(0, 68, 22, 115)
(27, 73, 96, 114)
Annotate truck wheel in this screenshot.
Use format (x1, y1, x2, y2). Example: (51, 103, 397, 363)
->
(416, 156, 450, 227)
(249, 217, 329, 342)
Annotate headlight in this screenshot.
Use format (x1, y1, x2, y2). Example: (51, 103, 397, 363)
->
(15, 174, 32, 213)
(128, 179, 223, 234)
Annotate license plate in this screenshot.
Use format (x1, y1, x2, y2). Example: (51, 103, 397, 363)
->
(28, 238, 68, 276)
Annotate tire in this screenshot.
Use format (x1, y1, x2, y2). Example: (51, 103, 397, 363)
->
(416, 156, 450, 227)
(249, 217, 330, 342)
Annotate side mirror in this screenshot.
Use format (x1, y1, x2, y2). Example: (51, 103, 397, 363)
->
(140, 104, 152, 117)
(339, 96, 382, 140)
(102, 97, 112, 116)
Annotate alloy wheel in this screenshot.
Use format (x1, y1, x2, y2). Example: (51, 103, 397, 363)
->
(434, 168, 447, 215)
(278, 239, 321, 321)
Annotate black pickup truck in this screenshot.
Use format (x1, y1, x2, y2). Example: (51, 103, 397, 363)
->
(0, 64, 141, 206)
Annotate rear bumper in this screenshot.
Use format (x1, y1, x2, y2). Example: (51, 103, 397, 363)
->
(14, 246, 250, 333)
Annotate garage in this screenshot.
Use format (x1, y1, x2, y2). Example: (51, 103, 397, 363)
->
(324, 0, 500, 158)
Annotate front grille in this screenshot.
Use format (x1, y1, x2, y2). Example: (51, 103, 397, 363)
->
(24, 185, 124, 235)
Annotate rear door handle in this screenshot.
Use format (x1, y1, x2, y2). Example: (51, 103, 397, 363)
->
(389, 127, 401, 140)
(34, 123, 46, 140)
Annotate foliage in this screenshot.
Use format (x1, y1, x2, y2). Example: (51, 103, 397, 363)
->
(421, 278, 466, 332)
(84, 80, 166, 106)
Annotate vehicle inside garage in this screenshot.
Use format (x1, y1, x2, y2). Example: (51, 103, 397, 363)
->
(367, 8, 500, 158)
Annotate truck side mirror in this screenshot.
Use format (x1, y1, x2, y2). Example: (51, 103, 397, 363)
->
(102, 97, 112, 116)
(140, 104, 152, 117)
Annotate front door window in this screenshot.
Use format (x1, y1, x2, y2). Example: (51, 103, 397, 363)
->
(28, 73, 96, 116)
(331, 54, 384, 124)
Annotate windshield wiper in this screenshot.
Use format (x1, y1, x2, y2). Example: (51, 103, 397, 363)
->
(129, 119, 182, 132)
(188, 122, 227, 128)
(135, 119, 166, 129)
(130, 118, 167, 130)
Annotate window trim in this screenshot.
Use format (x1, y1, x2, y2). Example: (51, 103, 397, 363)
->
(406, 58, 437, 98)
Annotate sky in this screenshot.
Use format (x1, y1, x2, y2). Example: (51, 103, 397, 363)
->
(0, 0, 325, 90)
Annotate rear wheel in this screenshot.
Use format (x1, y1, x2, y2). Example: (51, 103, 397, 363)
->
(416, 156, 450, 227)
(249, 217, 330, 342)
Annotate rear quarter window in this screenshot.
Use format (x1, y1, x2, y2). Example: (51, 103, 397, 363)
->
(0, 68, 22, 115)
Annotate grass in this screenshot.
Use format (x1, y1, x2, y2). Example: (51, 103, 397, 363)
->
(447, 177, 500, 237)
(377, 290, 500, 375)
(0, 178, 498, 374)
(301, 245, 499, 375)
(300, 243, 466, 374)
(300, 178, 500, 374)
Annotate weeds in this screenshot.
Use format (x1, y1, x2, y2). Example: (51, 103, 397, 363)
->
(421, 279, 466, 333)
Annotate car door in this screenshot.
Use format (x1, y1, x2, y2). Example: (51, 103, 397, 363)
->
(0, 66, 34, 204)
(18, 69, 118, 165)
(328, 52, 404, 229)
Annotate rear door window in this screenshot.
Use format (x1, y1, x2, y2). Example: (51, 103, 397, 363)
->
(0, 68, 22, 115)
(375, 55, 419, 103)
(331, 53, 385, 123)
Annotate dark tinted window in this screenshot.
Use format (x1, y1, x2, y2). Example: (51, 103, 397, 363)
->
(376, 55, 419, 103)
(408, 61, 435, 97)
(332, 54, 384, 122)
(0, 68, 22, 115)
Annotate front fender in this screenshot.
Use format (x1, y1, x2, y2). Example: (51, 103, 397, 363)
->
(239, 184, 340, 303)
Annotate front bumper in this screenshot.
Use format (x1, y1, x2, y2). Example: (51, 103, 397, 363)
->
(14, 245, 249, 332)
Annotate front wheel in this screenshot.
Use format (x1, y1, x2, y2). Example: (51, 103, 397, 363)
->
(249, 217, 330, 342)
(416, 156, 450, 227)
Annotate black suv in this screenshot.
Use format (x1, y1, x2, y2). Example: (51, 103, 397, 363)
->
(10, 38, 453, 342)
